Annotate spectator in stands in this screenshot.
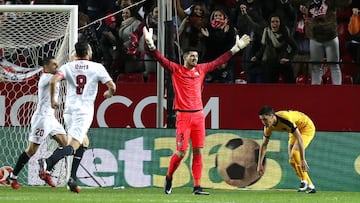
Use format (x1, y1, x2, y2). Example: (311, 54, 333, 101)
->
(209, 0, 238, 23)
(139, 0, 156, 17)
(261, 0, 297, 31)
(292, 8, 311, 82)
(129, 3, 158, 81)
(113, 0, 142, 26)
(347, 7, 360, 84)
(78, 12, 103, 63)
(177, 0, 209, 60)
(290, 0, 352, 85)
(178, 0, 194, 10)
(118, 8, 143, 74)
(100, 13, 120, 79)
(174, 0, 190, 21)
(201, 8, 236, 83)
(250, 13, 298, 83)
(236, 0, 267, 83)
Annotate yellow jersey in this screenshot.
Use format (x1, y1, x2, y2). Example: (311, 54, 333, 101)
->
(264, 110, 315, 138)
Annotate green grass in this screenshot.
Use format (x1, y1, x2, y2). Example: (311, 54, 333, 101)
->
(1, 186, 360, 203)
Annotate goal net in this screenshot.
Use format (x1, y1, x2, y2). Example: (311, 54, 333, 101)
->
(0, 5, 77, 186)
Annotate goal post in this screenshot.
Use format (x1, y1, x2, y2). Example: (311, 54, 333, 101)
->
(0, 5, 78, 66)
(0, 5, 78, 186)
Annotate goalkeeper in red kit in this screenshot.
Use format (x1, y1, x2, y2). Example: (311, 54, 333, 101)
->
(143, 27, 250, 195)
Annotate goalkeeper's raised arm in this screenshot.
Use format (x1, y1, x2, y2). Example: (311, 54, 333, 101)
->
(142, 27, 250, 55)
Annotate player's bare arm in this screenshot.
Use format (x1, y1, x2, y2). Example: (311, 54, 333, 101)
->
(49, 74, 62, 109)
(288, 143, 293, 158)
(104, 80, 116, 99)
(257, 135, 269, 176)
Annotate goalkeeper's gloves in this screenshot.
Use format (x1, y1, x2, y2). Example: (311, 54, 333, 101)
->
(230, 34, 251, 54)
(142, 27, 156, 51)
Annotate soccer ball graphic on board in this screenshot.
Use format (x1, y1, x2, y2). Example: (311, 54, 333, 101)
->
(215, 137, 266, 187)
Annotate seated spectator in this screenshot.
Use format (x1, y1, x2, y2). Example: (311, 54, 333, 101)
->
(347, 7, 360, 84)
(250, 13, 298, 83)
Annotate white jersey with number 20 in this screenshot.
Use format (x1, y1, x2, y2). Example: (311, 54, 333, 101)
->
(29, 72, 65, 144)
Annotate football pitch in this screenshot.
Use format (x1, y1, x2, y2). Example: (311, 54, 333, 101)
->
(1, 187, 360, 203)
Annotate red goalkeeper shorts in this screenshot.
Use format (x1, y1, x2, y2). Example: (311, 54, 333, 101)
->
(175, 110, 205, 151)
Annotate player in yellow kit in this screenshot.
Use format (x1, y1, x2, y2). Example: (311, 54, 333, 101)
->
(257, 105, 316, 193)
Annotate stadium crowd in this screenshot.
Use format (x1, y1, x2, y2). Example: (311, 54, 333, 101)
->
(1, 0, 360, 85)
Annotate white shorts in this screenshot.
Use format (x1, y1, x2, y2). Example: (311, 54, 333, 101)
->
(64, 113, 92, 144)
(28, 114, 66, 144)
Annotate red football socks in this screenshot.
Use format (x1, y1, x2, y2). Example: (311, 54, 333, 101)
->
(166, 153, 182, 179)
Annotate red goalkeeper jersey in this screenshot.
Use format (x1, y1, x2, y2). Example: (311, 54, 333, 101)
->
(152, 50, 232, 111)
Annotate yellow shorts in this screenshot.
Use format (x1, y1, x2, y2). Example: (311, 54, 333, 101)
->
(288, 123, 316, 149)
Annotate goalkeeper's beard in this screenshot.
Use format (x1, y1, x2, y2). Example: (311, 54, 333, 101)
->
(190, 59, 198, 67)
(185, 60, 198, 68)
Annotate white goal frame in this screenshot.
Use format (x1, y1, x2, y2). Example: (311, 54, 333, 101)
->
(0, 5, 78, 52)
(0, 5, 78, 186)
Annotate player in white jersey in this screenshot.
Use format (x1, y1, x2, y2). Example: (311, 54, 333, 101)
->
(38, 41, 116, 193)
(6, 56, 67, 190)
